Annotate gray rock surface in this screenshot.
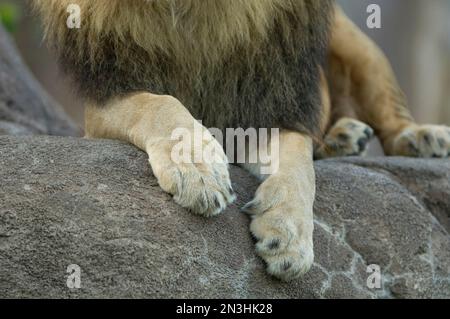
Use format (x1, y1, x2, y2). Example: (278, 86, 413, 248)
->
(0, 136, 449, 298)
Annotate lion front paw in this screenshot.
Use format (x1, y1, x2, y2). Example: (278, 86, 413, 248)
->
(390, 125, 450, 158)
(160, 161, 235, 217)
(150, 135, 235, 217)
(243, 176, 314, 281)
(251, 215, 314, 281)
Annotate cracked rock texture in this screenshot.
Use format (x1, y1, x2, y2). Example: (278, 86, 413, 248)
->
(0, 136, 449, 299)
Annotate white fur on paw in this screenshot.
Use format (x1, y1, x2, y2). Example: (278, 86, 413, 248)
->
(249, 213, 314, 281)
(243, 179, 314, 281)
(392, 125, 450, 158)
(320, 118, 374, 158)
(152, 138, 235, 217)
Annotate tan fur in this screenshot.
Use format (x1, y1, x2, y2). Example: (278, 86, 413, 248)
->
(86, 93, 235, 217)
(327, 7, 413, 147)
(319, 67, 332, 134)
(241, 131, 315, 280)
(87, 90, 317, 280)
(322, 6, 450, 158)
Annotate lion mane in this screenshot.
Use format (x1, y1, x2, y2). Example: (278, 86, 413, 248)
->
(34, 0, 333, 135)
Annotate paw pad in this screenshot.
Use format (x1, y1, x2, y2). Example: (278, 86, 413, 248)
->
(267, 239, 281, 250)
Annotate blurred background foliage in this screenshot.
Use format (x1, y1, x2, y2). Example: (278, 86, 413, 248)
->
(0, 1, 20, 33)
(1, 0, 450, 130)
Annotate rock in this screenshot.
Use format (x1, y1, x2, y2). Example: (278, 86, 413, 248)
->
(0, 25, 79, 136)
(0, 136, 449, 298)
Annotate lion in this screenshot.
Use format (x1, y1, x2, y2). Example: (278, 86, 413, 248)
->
(33, 0, 450, 281)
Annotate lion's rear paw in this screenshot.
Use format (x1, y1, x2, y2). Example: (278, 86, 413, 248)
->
(391, 125, 450, 158)
(316, 118, 374, 159)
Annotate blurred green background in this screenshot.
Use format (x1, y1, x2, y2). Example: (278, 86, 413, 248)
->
(0, 2, 20, 32)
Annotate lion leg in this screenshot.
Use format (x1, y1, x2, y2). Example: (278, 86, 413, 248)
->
(85, 92, 235, 216)
(328, 6, 450, 158)
(241, 130, 315, 281)
(315, 66, 375, 159)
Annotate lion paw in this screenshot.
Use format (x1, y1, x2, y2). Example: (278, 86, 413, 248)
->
(391, 125, 450, 158)
(150, 135, 235, 217)
(249, 212, 314, 281)
(243, 177, 314, 281)
(316, 118, 374, 159)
